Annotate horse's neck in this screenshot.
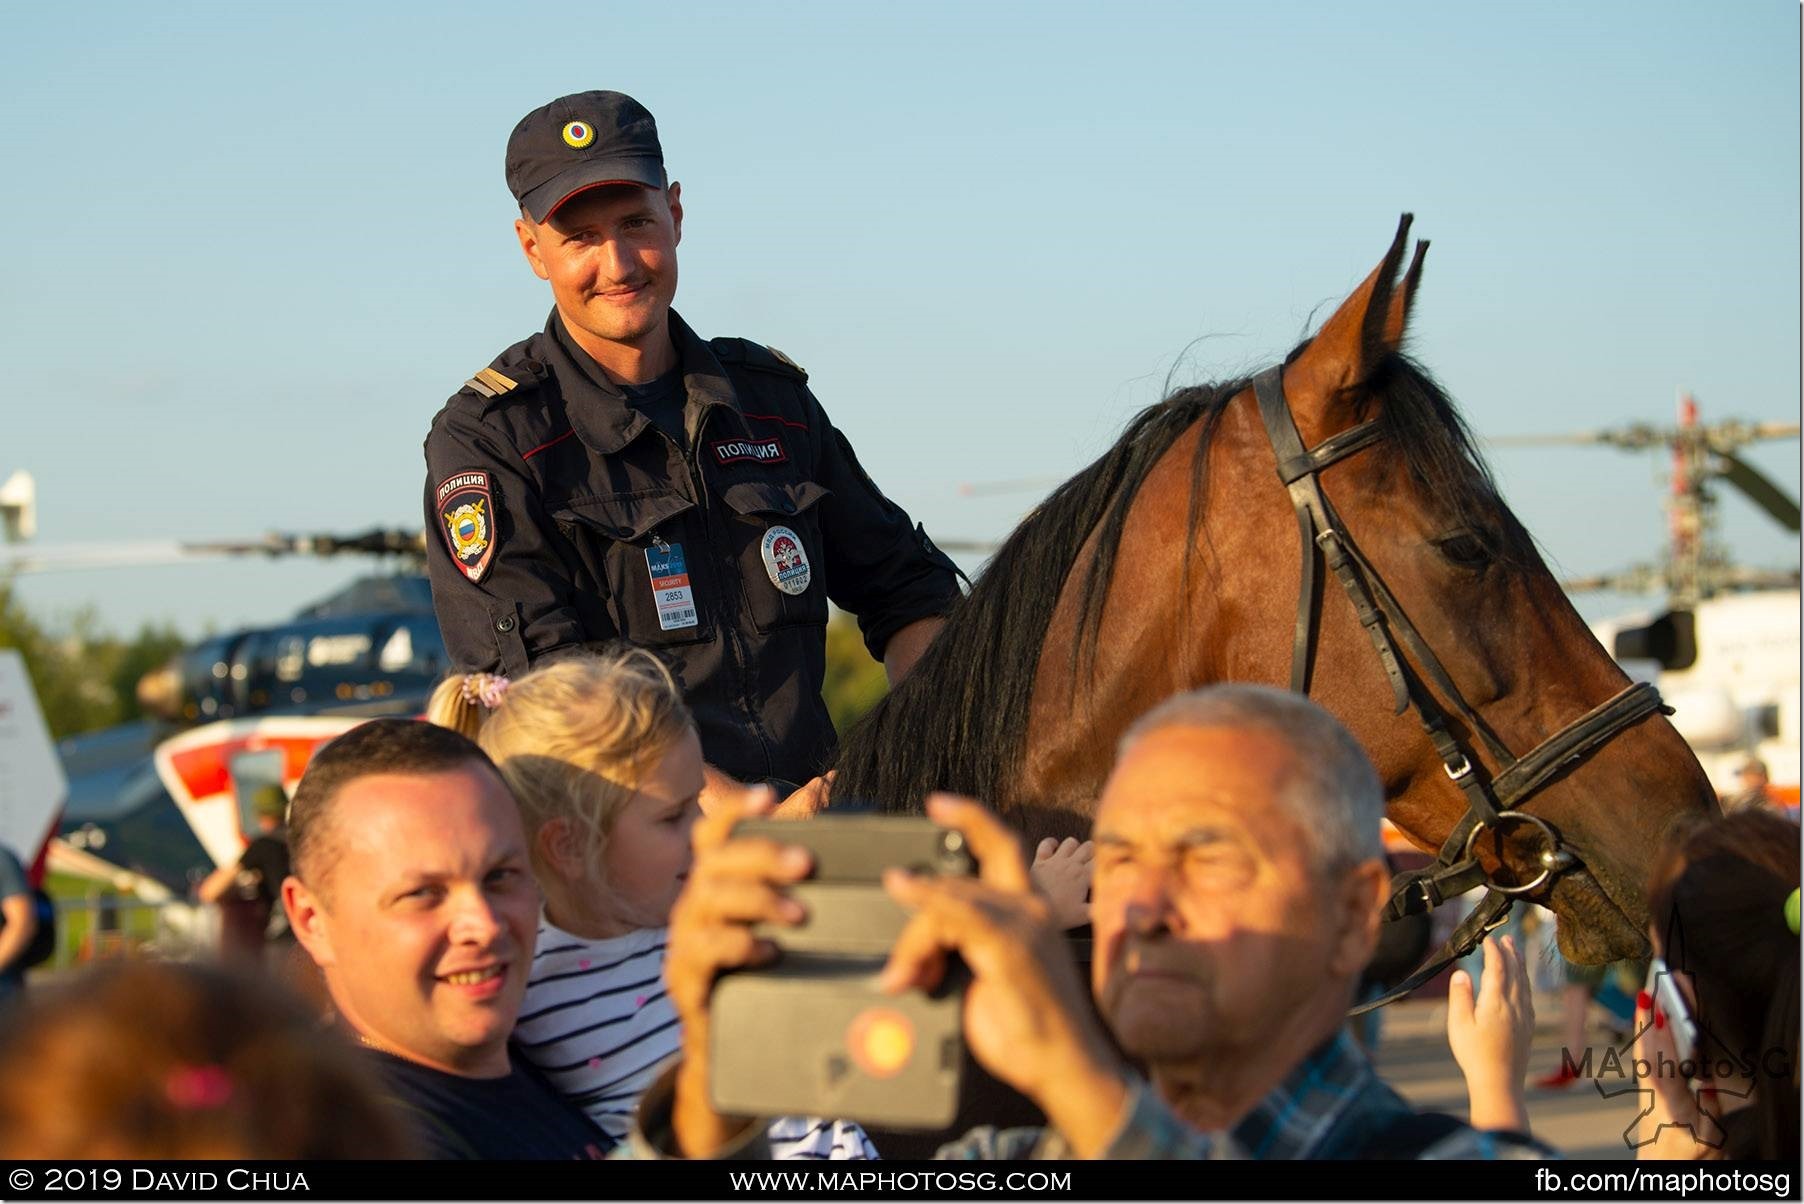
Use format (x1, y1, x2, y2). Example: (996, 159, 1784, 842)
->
(1014, 401, 1287, 831)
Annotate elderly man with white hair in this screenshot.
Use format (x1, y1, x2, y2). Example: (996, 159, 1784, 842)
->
(638, 684, 1550, 1159)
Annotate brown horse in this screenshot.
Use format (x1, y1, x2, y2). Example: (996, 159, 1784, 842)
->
(834, 216, 1715, 967)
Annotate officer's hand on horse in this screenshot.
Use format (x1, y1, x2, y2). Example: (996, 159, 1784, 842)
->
(878, 793, 1131, 1158)
(771, 772, 834, 821)
(697, 768, 833, 820)
(664, 788, 812, 1156)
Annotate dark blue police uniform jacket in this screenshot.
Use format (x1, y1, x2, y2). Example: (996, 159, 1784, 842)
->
(422, 309, 961, 785)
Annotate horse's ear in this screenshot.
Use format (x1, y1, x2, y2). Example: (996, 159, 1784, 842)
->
(1283, 214, 1418, 436)
(1383, 238, 1428, 347)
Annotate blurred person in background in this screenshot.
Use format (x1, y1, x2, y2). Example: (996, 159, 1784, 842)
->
(0, 959, 412, 1158)
(0, 842, 37, 1008)
(1721, 759, 1787, 817)
(1633, 809, 1799, 1161)
(1533, 955, 1646, 1091)
(198, 784, 292, 965)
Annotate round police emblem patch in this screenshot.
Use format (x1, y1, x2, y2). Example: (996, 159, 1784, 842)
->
(446, 502, 488, 562)
(562, 121, 594, 149)
(760, 526, 812, 596)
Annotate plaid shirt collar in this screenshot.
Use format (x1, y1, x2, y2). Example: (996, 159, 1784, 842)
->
(1230, 1029, 1411, 1160)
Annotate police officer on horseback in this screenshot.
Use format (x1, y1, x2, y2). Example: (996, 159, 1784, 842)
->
(423, 91, 960, 808)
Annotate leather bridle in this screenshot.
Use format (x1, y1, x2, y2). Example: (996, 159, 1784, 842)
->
(1250, 366, 1670, 1014)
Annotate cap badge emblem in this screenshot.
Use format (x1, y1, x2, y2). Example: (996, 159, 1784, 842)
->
(562, 121, 595, 149)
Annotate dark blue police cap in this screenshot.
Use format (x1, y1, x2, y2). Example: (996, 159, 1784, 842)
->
(506, 91, 666, 223)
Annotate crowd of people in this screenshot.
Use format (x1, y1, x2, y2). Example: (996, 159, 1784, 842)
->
(1, 651, 1796, 1163)
(1, 86, 1796, 1166)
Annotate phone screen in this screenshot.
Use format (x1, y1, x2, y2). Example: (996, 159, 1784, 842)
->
(1647, 956, 1699, 1068)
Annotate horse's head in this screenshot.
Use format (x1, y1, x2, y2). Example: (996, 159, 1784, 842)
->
(1257, 216, 1716, 962)
(843, 215, 1716, 963)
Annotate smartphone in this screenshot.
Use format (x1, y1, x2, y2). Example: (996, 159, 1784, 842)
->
(709, 815, 976, 1130)
(1647, 956, 1699, 1067)
(710, 956, 967, 1130)
(732, 815, 975, 958)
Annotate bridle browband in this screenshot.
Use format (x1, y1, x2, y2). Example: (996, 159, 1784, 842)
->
(1250, 366, 1669, 1014)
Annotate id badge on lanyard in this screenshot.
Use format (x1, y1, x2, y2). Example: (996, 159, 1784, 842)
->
(645, 537, 699, 631)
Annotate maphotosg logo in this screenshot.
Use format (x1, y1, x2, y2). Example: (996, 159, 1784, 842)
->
(1555, 907, 1791, 1152)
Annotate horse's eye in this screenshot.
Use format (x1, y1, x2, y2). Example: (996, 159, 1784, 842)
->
(1435, 531, 1494, 571)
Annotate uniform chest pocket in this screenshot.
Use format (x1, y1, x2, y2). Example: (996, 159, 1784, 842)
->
(720, 480, 831, 633)
(552, 490, 713, 647)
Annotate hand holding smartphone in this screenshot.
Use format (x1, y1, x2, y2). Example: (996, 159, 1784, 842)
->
(709, 814, 975, 1130)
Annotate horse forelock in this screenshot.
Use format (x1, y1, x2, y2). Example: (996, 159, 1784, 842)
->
(1359, 354, 1539, 570)
(831, 342, 1534, 823)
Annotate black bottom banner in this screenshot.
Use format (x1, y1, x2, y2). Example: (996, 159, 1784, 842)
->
(1, 1159, 1798, 1202)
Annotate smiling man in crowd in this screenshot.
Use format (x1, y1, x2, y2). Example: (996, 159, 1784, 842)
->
(637, 684, 1549, 1159)
(282, 719, 609, 1159)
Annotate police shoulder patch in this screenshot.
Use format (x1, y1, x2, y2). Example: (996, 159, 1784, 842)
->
(436, 470, 497, 582)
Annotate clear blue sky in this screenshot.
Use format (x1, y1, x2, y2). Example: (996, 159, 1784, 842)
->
(3, 0, 1798, 636)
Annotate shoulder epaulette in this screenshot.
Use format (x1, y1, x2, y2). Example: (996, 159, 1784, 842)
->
(710, 337, 808, 383)
(455, 356, 549, 410)
(464, 366, 522, 399)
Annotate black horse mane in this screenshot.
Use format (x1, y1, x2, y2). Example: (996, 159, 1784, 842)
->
(831, 344, 1532, 819)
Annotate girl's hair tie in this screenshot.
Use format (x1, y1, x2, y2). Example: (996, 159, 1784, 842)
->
(164, 1064, 235, 1110)
(1784, 886, 1800, 937)
(460, 673, 512, 710)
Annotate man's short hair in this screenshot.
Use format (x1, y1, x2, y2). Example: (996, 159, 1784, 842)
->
(1120, 684, 1385, 874)
(288, 719, 503, 893)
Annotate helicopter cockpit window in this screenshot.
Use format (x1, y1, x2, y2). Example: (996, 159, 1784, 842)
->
(378, 624, 414, 673)
(306, 631, 373, 670)
(374, 617, 446, 679)
(275, 636, 305, 683)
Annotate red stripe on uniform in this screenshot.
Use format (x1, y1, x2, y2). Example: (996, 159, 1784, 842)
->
(521, 429, 578, 460)
(741, 412, 809, 431)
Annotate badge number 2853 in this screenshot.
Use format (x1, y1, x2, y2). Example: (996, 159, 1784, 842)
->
(645, 543, 698, 631)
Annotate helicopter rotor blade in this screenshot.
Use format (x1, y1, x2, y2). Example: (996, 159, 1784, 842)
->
(956, 476, 1066, 498)
(0, 529, 428, 576)
(1715, 451, 1802, 532)
(930, 537, 1000, 555)
(1561, 564, 1666, 594)
(1704, 420, 1801, 453)
(0, 540, 228, 575)
(1489, 425, 1667, 451)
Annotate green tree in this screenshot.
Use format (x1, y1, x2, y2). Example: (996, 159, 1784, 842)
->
(107, 621, 186, 723)
(823, 609, 889, 732)
(0, 580, 187, 739)
(0, 581, 98, 738)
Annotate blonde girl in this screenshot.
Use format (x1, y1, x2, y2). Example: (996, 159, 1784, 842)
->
(429, 648, 874, 1157)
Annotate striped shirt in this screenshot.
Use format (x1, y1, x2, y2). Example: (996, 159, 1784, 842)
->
(515, 917, 875, 1160)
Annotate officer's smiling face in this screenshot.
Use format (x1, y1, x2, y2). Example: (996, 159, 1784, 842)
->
(516, 182, 683, 360)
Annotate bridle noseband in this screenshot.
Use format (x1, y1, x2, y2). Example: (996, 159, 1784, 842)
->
(1250, 366, 1669, 1013)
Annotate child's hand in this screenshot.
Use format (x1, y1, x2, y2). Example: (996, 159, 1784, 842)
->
(1029, 837, 1094, 930)
(1447, 935, 1533, 1132)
